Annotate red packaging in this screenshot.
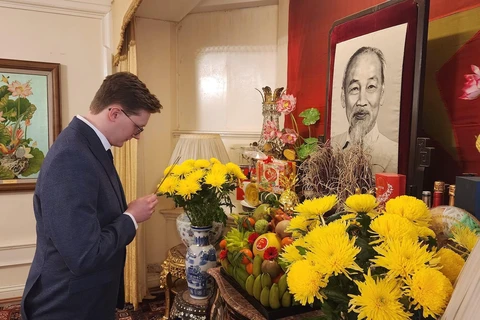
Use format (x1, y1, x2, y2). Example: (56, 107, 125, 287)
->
(256, 159, 296, 194)
(375, 173, 406, 205)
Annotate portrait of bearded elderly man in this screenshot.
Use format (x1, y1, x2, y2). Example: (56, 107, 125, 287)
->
(331, 46, 398, 174)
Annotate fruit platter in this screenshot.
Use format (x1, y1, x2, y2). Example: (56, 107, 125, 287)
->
(218, 203, 315, 319)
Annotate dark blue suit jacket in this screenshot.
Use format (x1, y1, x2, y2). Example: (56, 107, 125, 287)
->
(21, 117, 136, 320)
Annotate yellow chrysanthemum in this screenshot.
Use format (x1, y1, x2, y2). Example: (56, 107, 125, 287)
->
(157, 176, 178, 195)
(294, 195, 337, 219)
(451, 225, 479, 252)
(185, 169, 205, 183)
(171, 163, 193, 176)
(280, 243, 305, 266)
(348, 270, 411, 320)
(210, 157, 220, 164)
(384, 195, 431, 228)
(404, 268, 453, 318)
(372, 238, 438, 280)
(193, 159, 211, 169)
(183, 159, 195, 166)
(416, 226, 436, 239)
(287, 215, 310, 238)
(436, 247, 465, 284)
(225, 162, 247, 180)
(204, 171, 226, 188)
(369, 213, 418, 244)
(345, 194, 379, 218)
(175, 179, 201, 199)
(286, 259, 328, 305)
(305, 221, 362, 277)
(163, 165, 173, 176)
(211, 163, 227, 175)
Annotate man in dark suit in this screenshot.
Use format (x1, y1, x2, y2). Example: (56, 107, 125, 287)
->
(21, 72, 162, 320)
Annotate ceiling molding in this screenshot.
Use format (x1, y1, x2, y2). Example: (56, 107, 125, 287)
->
(0, 0, 110, 19)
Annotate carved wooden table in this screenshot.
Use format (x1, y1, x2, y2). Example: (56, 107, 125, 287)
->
(159, 243, 188, 320)
(208, 267, 324, 320)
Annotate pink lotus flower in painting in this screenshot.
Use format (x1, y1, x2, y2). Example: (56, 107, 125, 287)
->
(8, 80, 33, 98)
(459, 65, 480, 100)
(276, 93, 297, 115)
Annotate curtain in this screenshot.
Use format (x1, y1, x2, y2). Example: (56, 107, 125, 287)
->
(113, 19, 148, 310)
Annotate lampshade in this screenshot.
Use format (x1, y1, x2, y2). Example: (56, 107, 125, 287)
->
(169, 133, 230, 165)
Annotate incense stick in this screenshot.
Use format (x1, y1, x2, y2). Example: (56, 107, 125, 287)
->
(155, 156, 181, 193)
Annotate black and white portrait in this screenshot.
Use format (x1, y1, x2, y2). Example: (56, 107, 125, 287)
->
(330, 24, 407, 174)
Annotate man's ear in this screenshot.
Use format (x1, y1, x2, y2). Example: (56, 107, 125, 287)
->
(107, 105, 121, 121)
(341, 89, 346, 109)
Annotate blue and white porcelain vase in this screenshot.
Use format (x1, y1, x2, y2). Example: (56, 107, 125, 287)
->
(185, 225, 217, 299)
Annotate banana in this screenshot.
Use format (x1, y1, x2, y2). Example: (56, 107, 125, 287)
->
(253, 275, 262, 300)
(245, 275, 255, 296)
(227, 264, 234, 276)
(281, 291, 292, 308)
(261, 273, 272, 288)
(269, 283, 281, 309)
(260, 286, 270, 307)
(236, 268, 249, 283)
(278, 274, 287, 297)
(253, 255, 262, 277)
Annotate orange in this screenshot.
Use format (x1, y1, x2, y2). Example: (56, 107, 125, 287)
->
(252, 232, 282, 257)
(219, 239, 227, 249)
(281, 237, 294, 248)
(246, 262, 253, 275)
(242, 217, 255, 229)
(240, 248, 253, 265)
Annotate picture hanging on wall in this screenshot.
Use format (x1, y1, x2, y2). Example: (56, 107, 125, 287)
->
(325, 0, 429, 192)
(0, 58, 61, 191)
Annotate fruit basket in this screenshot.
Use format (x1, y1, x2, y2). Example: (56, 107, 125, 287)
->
(219, 267, 316, 320)
(218, 202, 318, 319)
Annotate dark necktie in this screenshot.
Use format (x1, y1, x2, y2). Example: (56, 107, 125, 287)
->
(107, 149, 113, 162)
(343, 141, 349, 150)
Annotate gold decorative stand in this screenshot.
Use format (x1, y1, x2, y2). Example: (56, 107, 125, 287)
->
(159, 243, 188, 320)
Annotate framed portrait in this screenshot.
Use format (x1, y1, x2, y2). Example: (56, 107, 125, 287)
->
(0, 59, 61, 191)
(325, 0, 429, 193)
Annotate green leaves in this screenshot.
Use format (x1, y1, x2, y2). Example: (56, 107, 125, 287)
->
(297, 137, 318, 160)
(19, 148, 44, 177)
(299, 108, 320, 126)
(0, 97, 36, 122)
(0, 165, 15, 179)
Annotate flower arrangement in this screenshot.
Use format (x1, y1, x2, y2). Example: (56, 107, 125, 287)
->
(281, 194, 478, 320)
(0, 75, 44, 179)
(156, 158, 246, 227)
(258, 87, 321, 161)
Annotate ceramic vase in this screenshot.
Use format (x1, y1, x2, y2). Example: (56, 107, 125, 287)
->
(185, 225, 217, 299)
(176, 212, 224, 247)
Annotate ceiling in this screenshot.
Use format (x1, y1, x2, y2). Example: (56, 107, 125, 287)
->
(135, 0, 279, 22)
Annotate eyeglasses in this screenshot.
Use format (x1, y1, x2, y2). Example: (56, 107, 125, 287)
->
(109, 108, 144, 136)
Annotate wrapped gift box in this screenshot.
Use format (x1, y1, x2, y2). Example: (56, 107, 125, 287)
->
(375, 173, 406, 205)
(256, 158, 296, 194)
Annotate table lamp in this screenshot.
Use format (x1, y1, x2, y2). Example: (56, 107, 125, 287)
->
(168, 133, 230, 165)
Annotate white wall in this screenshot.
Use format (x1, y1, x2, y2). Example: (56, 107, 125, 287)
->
(134, 16, 179, 269)
(142, 2, 289, 268)
(175, 3, 288, 168)
(0, 5, 109, 299)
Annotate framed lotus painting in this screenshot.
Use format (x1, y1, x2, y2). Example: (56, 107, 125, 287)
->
(0, 59, 60, 191)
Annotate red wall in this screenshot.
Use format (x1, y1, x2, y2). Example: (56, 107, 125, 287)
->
(286, 0, 480, 138)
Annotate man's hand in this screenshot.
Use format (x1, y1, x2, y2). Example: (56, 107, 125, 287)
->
(127, 194, 158, 223)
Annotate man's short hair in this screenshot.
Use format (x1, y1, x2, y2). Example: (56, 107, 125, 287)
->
(90, 72, 163, 115)
(342, 46, 386, 92)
